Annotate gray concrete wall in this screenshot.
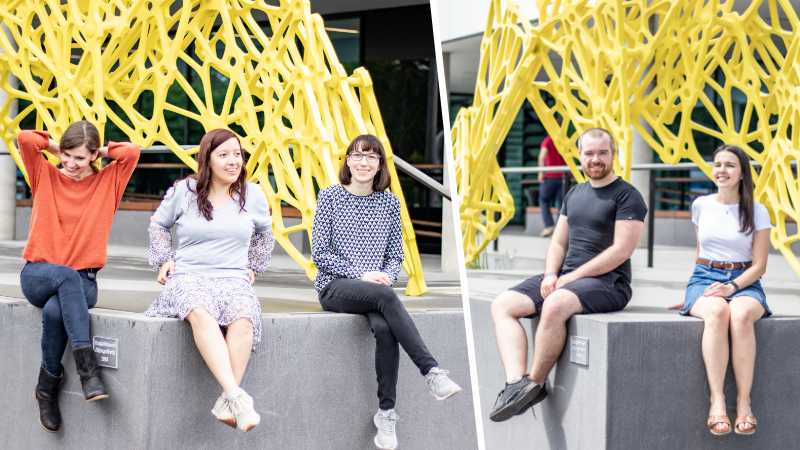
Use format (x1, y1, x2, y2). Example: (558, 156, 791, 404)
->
(15, 207, 306, 254)
(0, 298, 476, 450)
(472, 299, 800, 449)
(604, 311, 800, 450)
(471, 299, 609, 449)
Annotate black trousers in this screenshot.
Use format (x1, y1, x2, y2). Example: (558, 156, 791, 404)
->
(319, 278, 438, 410)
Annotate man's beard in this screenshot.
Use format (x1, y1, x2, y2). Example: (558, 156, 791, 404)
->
(584, 162, 613, 180)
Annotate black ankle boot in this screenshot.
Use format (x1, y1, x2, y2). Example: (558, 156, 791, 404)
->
(35, 366, 63, 432)
(72, 346, 109, 401)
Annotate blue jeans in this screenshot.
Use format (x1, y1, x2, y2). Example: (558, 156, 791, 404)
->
(539, 177, 564, 228)
(20, 262, 98, 375)
(681, 264, 770, 317)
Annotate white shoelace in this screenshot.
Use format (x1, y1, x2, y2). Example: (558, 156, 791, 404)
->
(226, 391, 250, 416)
(377, 411, 398, 434)
(427, 368, 450, 387)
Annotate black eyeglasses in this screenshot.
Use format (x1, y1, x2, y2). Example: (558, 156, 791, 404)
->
(348, 152, 380, 162)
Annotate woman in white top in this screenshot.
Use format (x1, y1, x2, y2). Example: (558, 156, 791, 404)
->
(678, 145, 771, 437)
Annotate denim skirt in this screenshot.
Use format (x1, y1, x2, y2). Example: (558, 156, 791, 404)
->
(681, 264, 771, 317)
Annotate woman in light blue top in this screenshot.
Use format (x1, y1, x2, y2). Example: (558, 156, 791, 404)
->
(145, 129, 274, 432)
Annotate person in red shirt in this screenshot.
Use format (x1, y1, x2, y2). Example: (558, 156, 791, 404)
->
(16, 121, 140, 432)
(538, 136, 566, 237)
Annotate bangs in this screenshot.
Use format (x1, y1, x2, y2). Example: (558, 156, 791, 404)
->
(350, 140, 380, 155)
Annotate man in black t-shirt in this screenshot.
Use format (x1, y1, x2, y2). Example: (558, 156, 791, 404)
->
(488, 128, 648, 422)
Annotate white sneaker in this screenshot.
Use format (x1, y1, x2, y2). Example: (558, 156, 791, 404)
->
(373, 409, 399, 450)
(226, 388, 261, 432)
(211, 394, 236, 428)
(425, 367, 462, 400)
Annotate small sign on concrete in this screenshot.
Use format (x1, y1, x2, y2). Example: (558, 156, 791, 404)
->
(93, 336, 119, 369)
(569, 336, 589, 366)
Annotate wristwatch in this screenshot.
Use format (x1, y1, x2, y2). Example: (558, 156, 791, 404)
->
(726, 280, 740, 291)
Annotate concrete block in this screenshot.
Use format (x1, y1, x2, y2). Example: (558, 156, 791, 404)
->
(0, 298, 476, 450)
(472, 300, 800, 449)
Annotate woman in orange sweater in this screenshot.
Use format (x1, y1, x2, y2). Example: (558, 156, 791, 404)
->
(16, 121, 140, 432)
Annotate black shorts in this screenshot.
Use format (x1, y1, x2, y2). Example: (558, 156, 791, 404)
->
(508, 272, 631, 315)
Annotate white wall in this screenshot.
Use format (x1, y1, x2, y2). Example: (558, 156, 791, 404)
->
(437, 0, 539, 42)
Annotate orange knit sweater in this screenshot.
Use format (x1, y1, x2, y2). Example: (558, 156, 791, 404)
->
(18, 130, 141, 270)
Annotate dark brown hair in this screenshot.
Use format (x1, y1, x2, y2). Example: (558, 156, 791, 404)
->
(713, 145, 755, 234)
(189, 129, 247, 221)
(60, 120, 101, 172)
(338, 134, 391, 191)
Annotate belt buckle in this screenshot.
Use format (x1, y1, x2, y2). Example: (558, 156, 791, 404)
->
(723, 262, 734, 270)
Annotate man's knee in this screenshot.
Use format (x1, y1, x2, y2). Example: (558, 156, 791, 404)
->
(540, 289, 582, 323)
(491, 290, 533, 320)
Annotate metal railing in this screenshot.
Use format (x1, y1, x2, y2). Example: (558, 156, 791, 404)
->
(140, 145, 451, 199)
(499, 161, 798, 268)
(4, 145, 451, 236)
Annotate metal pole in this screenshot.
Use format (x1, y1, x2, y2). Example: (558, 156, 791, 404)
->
(647, 170, 656, 268)
(680, 181, 686, 210)
(499, 160, 794, 174)
(392, 156, 450, 200)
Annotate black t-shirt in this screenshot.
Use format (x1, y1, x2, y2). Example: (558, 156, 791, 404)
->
(559, 178, 647, 286)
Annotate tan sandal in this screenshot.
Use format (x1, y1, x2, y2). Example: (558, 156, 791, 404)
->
(734, 415, 757, 435)
(707, 415, 732, 436)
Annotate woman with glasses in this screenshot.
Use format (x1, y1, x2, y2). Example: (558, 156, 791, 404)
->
(145, 129, 274, 432)
(673, 145, 771, 437)
(311, 134, 462, 450)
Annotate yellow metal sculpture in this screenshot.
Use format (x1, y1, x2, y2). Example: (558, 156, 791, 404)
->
(0, 0, 428, 294)
(452, 0, 800, 276)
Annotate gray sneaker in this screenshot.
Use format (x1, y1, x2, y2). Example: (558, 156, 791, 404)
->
(373, 409, 399, 450)
(489, 378, 546, 422)
(425, 367, 462, 400)
(226, 388, 261, 432)
(211, 394, 235, 428)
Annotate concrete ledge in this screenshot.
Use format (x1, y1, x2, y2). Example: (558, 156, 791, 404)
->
(0, 298, 476, 450)
(472, 300, 800, 449)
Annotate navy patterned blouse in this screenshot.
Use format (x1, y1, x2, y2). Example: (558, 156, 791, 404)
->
(311, 184, 404, 292)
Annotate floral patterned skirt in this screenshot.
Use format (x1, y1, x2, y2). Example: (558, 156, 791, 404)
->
(144, 274, 263, 347)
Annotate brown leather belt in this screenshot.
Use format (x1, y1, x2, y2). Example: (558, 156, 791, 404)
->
(696, 258, 751, 270)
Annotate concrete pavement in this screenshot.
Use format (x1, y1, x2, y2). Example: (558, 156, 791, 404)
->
(0, 240, 463, 313)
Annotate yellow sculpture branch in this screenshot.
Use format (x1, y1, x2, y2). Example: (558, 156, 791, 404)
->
(453, 0, 800, 277)
(0, 0, 428, 294)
